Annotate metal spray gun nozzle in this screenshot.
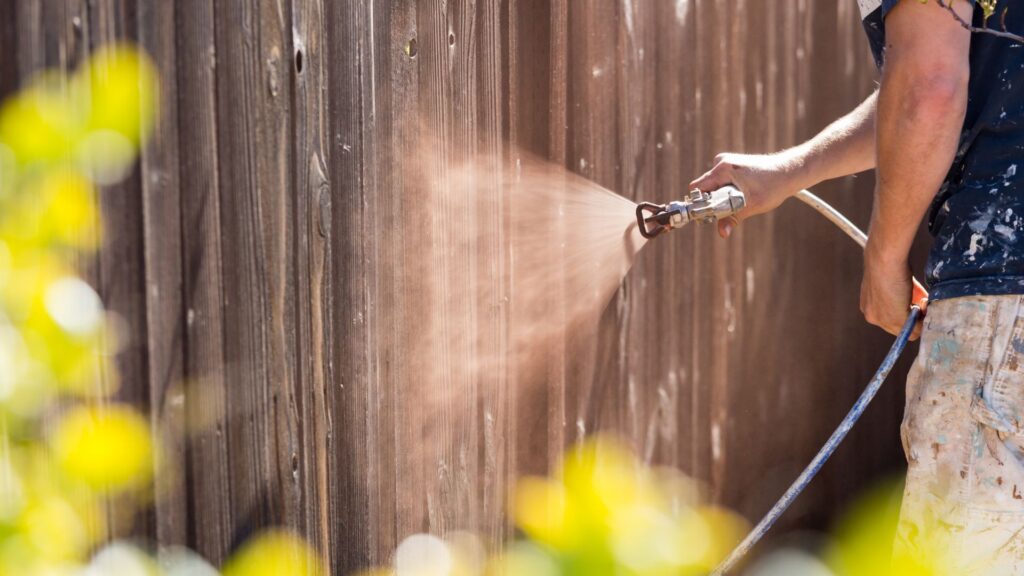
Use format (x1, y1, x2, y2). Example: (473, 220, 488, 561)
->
(635, 186, 746, 239)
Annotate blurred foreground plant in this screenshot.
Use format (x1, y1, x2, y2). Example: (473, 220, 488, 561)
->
(0, 44, 318, 576)
(505, 437, 746, 575)
(363, 437, 748, 576)
(367, 442, 967, 576)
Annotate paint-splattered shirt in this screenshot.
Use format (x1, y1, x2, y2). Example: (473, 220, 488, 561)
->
(861, 0, 1024, 301)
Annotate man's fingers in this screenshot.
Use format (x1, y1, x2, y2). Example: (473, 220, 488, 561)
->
(883, 321, 902, 337)
(689, 164, 732, 193)
(881, 313, 923, 339)
(718, 216, 739, 239)
(861, 304, 909, 337)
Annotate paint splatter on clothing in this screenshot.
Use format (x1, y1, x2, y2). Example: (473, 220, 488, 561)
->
(861, 0, 1024, 301)
(896, 296, 1024, 573)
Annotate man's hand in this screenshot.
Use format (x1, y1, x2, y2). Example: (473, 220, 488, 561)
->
(861, 245, 922, 339)
(690, 92, 879, 238)
(689, 152, 805, 238)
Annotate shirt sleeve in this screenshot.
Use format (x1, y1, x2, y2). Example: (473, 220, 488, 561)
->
(881, 0, 974, 20)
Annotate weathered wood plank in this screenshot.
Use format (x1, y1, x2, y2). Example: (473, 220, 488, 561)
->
(256, 0, 302, 537)
(13, 0, 45, 78)
(365, 0, 417, 563)
(329, 0, 375, 569)
(647, 0, 693, 470)
(136, 0, 187, 551)
(409, 0, 481, 538)
(87, 0, 157, 541)
(563, 0, 621, 446)
(616, 0, 658, 461)
(211, 0, 298, 545)
(289, 0, 332, 566)
(508, 0, 561, 488)
(477, 0, 511, 547)
(0, 1, 17, 99)
(175, 0, 233, 562)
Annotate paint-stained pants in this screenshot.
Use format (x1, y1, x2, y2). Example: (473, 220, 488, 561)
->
(895, 295, 1024, 574)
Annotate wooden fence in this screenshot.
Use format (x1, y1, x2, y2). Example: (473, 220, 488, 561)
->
(0, 0, 922, 572)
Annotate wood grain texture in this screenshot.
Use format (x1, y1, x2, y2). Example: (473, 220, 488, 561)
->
(6, 0, 915, 570)
(0, 1, 17, 99)
(86, 0, 158, 542)
(137, 0, 187, 549)
(329, 0, 377, 569)
(289, 0, 332, 566)
(210, 0, 298, 547)
(173, 0, 233, 562)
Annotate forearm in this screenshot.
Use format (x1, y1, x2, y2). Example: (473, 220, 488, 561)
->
(867, 53, 968, 264)
(789, 91, 878, 188)
(689, 91, 880, 232)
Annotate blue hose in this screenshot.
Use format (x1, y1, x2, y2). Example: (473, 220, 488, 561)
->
(709, 305, 923, 576)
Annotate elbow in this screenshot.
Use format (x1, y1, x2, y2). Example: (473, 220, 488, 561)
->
(910, 72, 968, 120)
(885, 59, 969, 122)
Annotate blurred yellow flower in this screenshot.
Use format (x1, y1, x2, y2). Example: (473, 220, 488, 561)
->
(51, 404, 154, 493)
(85, 45, 158, 148)
(514, 476, 569, 549)
(507, 435, 748, 576)
(223, 530, 324, 576)
(0, 171, 99, 251)
(0, 72, 79, 166)
(825, 476, 945, 576)
(0, 42, 158, 185)
(20, 494, 92, 562)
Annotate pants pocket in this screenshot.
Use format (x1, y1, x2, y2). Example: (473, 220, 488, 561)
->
(971, 296, 1024, 508)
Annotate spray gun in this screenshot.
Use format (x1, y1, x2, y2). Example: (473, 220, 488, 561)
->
(635, 186, 746, 239)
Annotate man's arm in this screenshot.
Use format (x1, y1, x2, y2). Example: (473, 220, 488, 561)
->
(861, 0, 971, 335)
(797, 90, 879, 182)
(690, 91, 877, 238)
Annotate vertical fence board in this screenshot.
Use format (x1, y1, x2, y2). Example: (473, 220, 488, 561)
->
(174, 0, 233, 562)
(409, 0, 480, 537)
(367, 0, 417, 563)
(329, 0, 376, 569)
(290, 0, 332, 565)
(255, 0, 302, 536)
(137, 0, 186, 550)
(0, 1, 16, 99)
(210, 0, 296, 544)
(476, 0, 511, 547)
(563, 0, 620, 443)
(87, 0, 157, 541)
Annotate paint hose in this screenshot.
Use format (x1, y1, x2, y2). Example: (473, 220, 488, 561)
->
(709, 189, 926, 576)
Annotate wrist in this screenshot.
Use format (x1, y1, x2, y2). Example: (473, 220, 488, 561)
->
(864, 238, 909, 269)
(776, 144, 821, 192)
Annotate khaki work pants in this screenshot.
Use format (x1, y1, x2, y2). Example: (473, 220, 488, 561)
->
(895, 295, 1024, 575)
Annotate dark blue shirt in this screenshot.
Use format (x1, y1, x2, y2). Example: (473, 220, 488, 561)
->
(861, 0, 1024, 301)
